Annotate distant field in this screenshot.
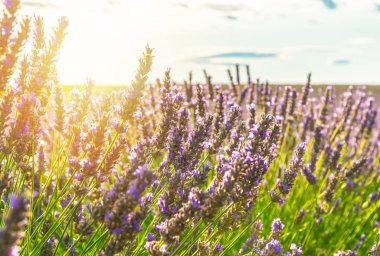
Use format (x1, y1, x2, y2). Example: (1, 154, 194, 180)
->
(62, 84, 380, 90)
(62, 83, 380, 97)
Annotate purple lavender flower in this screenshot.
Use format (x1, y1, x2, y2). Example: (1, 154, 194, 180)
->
(264, 239, 283, 255)
(158, 197, 169, 215)
(188, 189, 202, 209)
(290, 243, 303, 255)
(271, 218, 284, 233)
(0, 195, 28, 255)
(302, 166, 317, 184)
(147, 233, 155, 242)
(213, 243, 223, 253)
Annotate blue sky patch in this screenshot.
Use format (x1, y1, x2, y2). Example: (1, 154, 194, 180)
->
(321, 0, 337, 9)
(333, 59, 350, 65)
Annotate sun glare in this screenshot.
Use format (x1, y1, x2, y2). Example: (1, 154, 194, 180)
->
(21, 0, 169, 85)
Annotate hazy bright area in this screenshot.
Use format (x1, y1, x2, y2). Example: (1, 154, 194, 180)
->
(21, 0, 380, 85)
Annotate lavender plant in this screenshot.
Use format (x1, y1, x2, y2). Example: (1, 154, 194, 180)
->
(0, 1, 379, 255)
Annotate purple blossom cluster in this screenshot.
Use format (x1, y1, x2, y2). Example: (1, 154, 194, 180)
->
(239, 218, 302, 256)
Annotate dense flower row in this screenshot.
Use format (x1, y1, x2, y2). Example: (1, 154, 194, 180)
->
(0, 1, 379, 255)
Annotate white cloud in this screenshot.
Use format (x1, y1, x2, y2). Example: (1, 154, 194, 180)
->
(348, 37, 377, 45)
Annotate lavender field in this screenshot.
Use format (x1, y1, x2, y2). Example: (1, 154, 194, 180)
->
(0, 1, 380, 255)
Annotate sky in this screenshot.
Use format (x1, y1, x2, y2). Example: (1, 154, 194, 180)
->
(18, 0, 380, 85)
